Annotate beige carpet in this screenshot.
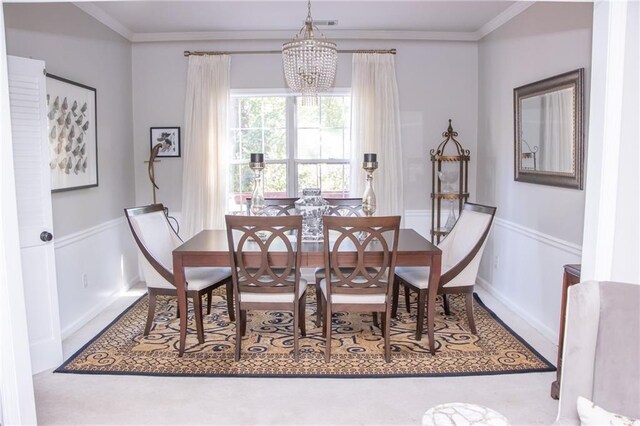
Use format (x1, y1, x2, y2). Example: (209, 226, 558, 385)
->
(56, 289, 554, 377)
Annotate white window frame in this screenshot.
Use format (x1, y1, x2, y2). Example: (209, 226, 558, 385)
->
(229, 88, 351, 198)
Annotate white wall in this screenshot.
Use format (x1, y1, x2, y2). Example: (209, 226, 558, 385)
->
(581, 0, 639, 284)
(4, 3, 139, 335)
(476, 2, 592, 340)
(131, 39, 478, 215)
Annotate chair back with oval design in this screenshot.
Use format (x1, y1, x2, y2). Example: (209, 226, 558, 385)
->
(322, 215, 401, 297)
(245, 197, 298, 216)
(324, 198, 364, 217)
(226, 214, 303, 296)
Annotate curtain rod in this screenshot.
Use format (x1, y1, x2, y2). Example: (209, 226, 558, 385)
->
(184, 48, 396, 57)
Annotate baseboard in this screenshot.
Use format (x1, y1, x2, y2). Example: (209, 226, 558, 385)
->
(61, 275, 139, 340)
(476, 276, 558, 343)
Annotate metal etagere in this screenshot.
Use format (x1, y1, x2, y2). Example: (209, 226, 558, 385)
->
(430, 119, 470, 244)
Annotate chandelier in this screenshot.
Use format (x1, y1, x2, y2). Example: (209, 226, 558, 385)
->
(282, 0, 337, 104)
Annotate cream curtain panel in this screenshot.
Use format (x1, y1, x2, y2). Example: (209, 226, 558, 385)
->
(540, 88, 574, 172)
(350, 53, 404, 217)
(181, 55, 230, 238)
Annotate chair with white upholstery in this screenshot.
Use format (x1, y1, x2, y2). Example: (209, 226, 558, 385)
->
(125, 204, 234, 345)
(392, 203, 496, 340)
(320, 215, 401, 363)
(225, 214, 307, 361)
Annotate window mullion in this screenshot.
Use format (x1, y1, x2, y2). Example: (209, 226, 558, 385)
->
(288, 96, 297, 197)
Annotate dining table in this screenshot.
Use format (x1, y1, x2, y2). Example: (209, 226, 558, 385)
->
(172, 228, 442, 357)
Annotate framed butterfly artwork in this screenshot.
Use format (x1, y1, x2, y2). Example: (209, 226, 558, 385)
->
(46, 74, 98, 192)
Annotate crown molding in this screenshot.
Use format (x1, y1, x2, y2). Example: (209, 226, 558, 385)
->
(73, 1, 539, 45)
(474, 1, 536, 40)
(132, 29, 477, 43)
(73, 2, 134, 41)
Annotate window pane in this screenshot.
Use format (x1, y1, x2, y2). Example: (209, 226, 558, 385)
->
(297, 128, 320, 159)
(321, 97, 347, 128)
(240, 97, 262, 128)
(297, 102, 320, 127)
(264, 163, 287, 196)
(320, 163, 350, 196)
(297, 163, 319, 193)
(343, 127, 351, 158)
(230, 164, 253, 206)
(240, 129, 263, 160)
(231, 129, 242, 160)
(320, 128, 345, 159)
(265, 129, 286, 160)
(263, 97, 286, 129)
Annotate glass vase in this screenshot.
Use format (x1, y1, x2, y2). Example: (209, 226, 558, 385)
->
(250, 167, 265, 216)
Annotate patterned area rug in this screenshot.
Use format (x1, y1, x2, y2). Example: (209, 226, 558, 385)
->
(56, 289, 554, 378)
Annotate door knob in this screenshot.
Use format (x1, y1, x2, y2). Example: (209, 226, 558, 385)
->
(40, 231, 53, 242)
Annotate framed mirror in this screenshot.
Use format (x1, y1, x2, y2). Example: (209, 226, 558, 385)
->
(514, 69, 584, 189)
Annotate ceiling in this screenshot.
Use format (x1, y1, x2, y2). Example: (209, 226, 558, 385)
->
(71, 1, 533, 42)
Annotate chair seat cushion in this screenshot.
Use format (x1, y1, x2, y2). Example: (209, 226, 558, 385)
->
(240, 278, 308, 303)
(319, 279, 386, 304)
(147, 267, 232, 291)
(184, 267, 232, 291)
(395, 267, 431, 289)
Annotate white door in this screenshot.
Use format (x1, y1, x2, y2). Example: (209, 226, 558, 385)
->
(8, 55, 63, 374)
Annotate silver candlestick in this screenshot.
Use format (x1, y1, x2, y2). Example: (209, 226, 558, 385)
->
(362, 153, 378, 217)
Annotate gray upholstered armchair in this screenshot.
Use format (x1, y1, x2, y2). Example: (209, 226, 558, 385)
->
(556, 281, 640, 424)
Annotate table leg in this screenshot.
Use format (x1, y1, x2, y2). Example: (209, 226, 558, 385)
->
(427, 253, 442, 355)
(173, 252, 188, 357)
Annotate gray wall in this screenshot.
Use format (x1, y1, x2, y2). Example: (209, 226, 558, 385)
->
(4, 3, 138, 334)
(4, 3, 135, 237)
(132, 39, 479, 213)
(477, 2, 592, 244)
(475, 2, 592, 339)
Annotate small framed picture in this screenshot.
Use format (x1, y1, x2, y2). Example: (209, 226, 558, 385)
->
(150, 127, 180, 158)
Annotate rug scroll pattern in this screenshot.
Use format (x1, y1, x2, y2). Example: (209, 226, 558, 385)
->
(57, 290, 554, 377)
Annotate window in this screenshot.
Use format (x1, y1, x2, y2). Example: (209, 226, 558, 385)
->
(228, 93, 351, 209)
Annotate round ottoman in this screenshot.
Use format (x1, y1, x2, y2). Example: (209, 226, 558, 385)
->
(422, 402, 510, 426)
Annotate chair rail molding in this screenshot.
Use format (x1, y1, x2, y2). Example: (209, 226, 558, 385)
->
(54, 216, 124, 249)
(493, 217, 582, 257)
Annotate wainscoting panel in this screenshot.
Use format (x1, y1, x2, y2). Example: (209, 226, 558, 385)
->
(404, 209, 431, 240)
(478, 217, 582, 343)
(55, 217, 138, 339)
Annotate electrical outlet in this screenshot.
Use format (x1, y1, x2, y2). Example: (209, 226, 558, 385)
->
(82, 273, 89, 288)
(493, 256, 500, 270)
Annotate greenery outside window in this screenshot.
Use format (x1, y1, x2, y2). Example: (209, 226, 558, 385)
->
(228, 92, 351, 209)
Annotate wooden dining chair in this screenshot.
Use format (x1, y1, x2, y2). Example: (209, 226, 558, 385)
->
(245, 197, 298, 216)
(225, 214, 307, 361)
(324, 197, 364, 217)
(319, 215, 401, 363)
(392, 203, 496, 339)
(124, 204, 235, 345)
(314, 198, 370, 327)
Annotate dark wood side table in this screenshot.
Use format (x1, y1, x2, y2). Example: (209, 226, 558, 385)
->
(550, 264, 581, 399)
